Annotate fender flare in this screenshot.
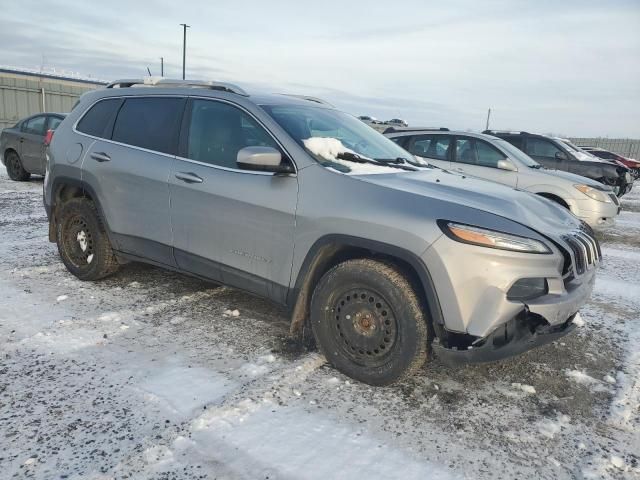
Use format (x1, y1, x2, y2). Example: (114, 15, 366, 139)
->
(288, 234, 445, 336)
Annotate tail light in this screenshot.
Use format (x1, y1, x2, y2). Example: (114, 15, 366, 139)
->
(44, 129, 54, 146)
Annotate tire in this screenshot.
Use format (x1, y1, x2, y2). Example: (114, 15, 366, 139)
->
(5, 150, 31, 181)
(310, 259, 429, 385)
(56, 198, 119, 280)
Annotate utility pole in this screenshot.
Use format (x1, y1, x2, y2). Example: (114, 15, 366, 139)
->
(485, 108, 492, 130)
(180, 24, 190, 80)
(160, 57, 164, 77)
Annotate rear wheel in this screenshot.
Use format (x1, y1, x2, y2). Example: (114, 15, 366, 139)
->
(5, 151, 30, 181)
(56, 198, 119, 280)
(310, 259, 429, 385)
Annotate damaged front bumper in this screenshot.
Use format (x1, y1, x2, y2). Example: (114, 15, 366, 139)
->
(432, 311, 577, 365)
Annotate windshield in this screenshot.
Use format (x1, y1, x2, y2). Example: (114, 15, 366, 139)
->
(494, 139, 540, 167)
(261, 104, 421, 173)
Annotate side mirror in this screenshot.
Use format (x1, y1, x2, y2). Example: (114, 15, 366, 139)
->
(236, 146, 294, 174)
(497, 159, 517, 171)
(555, 151, 568, 161)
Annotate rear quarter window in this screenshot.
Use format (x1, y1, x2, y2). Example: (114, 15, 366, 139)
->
(77, 98, 122, 138)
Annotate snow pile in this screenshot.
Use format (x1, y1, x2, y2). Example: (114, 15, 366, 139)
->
(572, 312, 585, 327)
(538, 413, 571, 439)
(511, 383, 536, 395)
(565, 370, 610, 393)
(303, 137, 398, 175)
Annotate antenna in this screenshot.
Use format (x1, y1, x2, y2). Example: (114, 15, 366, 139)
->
(485, 108, 492, 130)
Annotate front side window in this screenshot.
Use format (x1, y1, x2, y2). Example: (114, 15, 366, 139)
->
(112, 97, 183, 154)
(77, 98, 121, 138)
(187, 100, 279, 169)
(525, 138, 563, 158)
(409, 135, 451, 161)
(261, 104, 417, 173)
(475, 140, 506, 167)
(23, 116, 47, 136)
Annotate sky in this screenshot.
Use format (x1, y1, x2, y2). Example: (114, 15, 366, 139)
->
(1, 0, 639, 137)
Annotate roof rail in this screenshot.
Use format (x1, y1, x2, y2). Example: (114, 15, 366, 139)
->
(105, 77, 249, 96)
(280, 94, 334, 107)
(383, 126, 449, 134)
(482, 129, 531, 135)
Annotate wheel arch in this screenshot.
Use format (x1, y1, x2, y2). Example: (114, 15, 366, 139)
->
(48, 177, 112, 244)
(288, 235, 444, 341)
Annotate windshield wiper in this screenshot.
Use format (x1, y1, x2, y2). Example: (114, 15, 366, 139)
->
(528, 164, 542, 169)
(336, 152, 417, 171)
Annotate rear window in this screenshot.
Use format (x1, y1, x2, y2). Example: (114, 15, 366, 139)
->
(112, 97, 183, 154)
(77, 98, 121, 138)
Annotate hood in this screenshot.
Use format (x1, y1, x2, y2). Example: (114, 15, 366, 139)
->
(537, 168, 613, 189)
(354, 168, 581, 235)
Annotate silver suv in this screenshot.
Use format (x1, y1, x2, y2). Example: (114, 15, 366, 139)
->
(385, 128, 621, 228)
(44, 78, 599, 385)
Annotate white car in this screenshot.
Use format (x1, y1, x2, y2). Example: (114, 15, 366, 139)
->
(386, 129, 621, 229)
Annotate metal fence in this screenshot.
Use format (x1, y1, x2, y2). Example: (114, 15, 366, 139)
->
(568, 137, 640, 160)
(0, 70, 104, 130)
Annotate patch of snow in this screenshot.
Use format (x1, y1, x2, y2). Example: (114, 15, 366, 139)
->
(511, 383, 536, 394)
(303, 137, 398, 175)
(86, 253, 94, 264)
(224, 309, 240, 317)
(603, 374, 616, 385)
(572, 312, 585, 327)
(610, 455, 626, 470)
(56, 295, 68, 302)
(538, 414, 571, 439)
(565, 370, 609, 393)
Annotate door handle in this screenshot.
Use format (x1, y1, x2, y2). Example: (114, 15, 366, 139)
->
(175, 172, 203, 184)
(90, 152, 111, 162)
(19, 137, 24, 143)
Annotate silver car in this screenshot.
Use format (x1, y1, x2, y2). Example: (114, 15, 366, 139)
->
(385, 129, 621, 228)
(44, 78, 599, 385)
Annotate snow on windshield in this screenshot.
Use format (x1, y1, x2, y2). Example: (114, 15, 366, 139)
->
(302, 137, 399, 174)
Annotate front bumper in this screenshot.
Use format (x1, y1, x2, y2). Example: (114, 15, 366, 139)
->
(423, 229, 597, 363)
(573, 197, 620, 229)
(433, 312, 577, 365)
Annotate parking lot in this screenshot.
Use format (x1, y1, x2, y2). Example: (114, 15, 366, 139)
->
(0, 170, 638, 479)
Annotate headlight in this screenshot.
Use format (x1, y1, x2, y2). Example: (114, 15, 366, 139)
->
(439, 222, 551, 254)
(574, 184, 611, 203)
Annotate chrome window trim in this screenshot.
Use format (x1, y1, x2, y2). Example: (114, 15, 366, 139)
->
(71, 94, 298, 176)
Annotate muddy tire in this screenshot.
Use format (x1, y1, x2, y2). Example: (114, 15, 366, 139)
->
(310, 259, 429, 386)
(56, 198, 119, 280)
(5, 150, 30, 181)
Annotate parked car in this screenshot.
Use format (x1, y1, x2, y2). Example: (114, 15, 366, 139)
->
(1, 113, 66, 180)
(579, 146, 640, 179)
(45, 78, 599, 385)
(358, 115, 382, 124)
(386, 129, 621, 228)
(484, 130, 633, 197)
(385, 118, 408, 127)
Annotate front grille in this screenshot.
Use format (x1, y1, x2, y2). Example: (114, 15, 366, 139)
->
(561, 227, 601, 278)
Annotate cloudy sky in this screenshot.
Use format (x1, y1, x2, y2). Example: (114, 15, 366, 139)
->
(1, 0, 639, 137)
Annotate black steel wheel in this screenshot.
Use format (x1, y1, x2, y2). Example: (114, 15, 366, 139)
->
(310, 259, 429, 385)
(56, 198, 119, 280)
(5, 151, 30, 181)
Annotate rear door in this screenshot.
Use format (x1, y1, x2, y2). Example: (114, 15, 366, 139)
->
(169, 98, 298, 303)
(80, 96, 185, 266)
(404, 134, 452, 169)
(20, 115, 47, 173)
(451, 136, 518, 187)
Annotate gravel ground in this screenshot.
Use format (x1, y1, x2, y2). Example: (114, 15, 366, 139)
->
(0, 170, 638, 479)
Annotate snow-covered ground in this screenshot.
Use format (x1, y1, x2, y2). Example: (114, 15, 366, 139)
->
(1, 170, 639, 479)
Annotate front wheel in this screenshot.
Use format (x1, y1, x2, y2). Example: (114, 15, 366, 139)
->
(310, 259, 429, 385)
(5, 151, 30, 181)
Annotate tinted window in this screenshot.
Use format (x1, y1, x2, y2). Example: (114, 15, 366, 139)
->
(525, 138, 562, 158)
(475, 140, 505, 167)
(77, 98, 121, 138)
(23, 116, 47, 136)
(455, 138, 476, 164)
(409, 135, 450, 160)
(504, 136, 523, 149)
(48, 116, 63, 131)
(187, 99, 279, 169)
(112, 97, 183, 154)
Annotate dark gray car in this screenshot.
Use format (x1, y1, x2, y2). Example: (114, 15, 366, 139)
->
(44, 78, 599, 385)
(0, 113, 66, 180)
